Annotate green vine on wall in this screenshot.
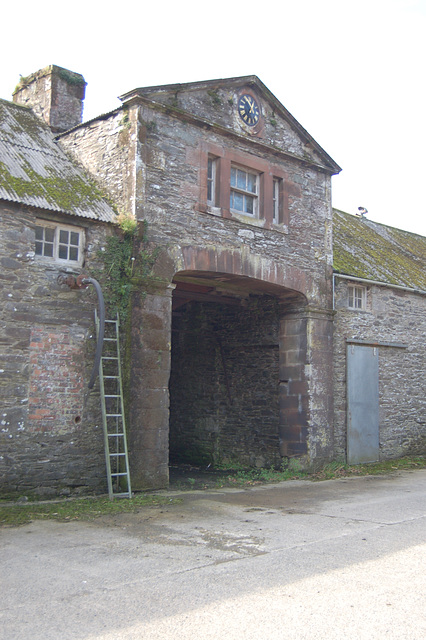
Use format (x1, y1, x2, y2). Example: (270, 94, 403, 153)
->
(97, 214, 158, 321)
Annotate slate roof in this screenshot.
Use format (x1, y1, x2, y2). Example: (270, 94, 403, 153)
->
(0, 99, 115, 222)
(333, 209, 426, 291)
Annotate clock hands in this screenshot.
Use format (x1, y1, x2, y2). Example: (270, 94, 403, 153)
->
(238, 95, 259, 126)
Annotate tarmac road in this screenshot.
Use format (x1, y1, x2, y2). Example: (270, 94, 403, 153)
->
(1, 470, 426, 640)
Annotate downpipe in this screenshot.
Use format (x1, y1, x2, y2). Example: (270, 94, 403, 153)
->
(59, 274, 105, 389)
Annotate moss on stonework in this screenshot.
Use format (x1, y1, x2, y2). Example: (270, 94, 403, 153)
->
(333, 210, 426, 289)
(57, 68, 85, 87)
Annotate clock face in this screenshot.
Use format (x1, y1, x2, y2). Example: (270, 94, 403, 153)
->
(238, 94, 260, 126)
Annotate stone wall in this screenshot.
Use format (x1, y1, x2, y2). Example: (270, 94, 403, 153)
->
(0, 201, 112, 496)
(333, 277, 426, 460)
(170, 296, 281, 468)
(59, 84, 336, 487)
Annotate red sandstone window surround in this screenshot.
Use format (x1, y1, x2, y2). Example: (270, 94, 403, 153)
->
(200, 145, 289, 231)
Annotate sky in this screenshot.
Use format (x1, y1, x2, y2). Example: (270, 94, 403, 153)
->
(2, 0, 425, 236)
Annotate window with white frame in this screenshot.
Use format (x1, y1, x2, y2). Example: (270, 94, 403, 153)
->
(207, 156, 217, 205)
(348, 284, 366, 310)
(230, 165, 259, 217)
(35, 221, 84, 265)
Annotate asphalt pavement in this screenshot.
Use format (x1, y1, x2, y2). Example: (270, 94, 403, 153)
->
(1, 470, 425, 639)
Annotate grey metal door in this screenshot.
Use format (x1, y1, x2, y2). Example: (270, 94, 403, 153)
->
(347, 344, 379, 464)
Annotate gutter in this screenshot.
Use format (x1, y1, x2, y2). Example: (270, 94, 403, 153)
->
(332, 272, 426, 310)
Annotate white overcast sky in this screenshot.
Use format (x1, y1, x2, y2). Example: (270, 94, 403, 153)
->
(2, 0, 425, 236)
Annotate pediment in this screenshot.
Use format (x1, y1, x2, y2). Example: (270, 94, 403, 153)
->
(120, 76, 341, 174)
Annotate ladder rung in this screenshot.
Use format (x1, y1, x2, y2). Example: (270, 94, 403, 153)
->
(97, 313, 131, 499)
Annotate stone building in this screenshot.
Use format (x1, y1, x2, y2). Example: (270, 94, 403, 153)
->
(332, 210, 426, 463)
(0, 65, 424, 496)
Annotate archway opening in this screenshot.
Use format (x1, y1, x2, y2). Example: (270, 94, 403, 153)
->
(169, 271, 307, 472)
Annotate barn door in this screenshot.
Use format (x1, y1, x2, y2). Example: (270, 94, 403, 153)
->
(347, 344, 379, 464)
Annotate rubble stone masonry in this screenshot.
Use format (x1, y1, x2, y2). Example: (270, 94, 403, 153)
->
(333, 278, 426, 460)
(0, 201, 111, 495)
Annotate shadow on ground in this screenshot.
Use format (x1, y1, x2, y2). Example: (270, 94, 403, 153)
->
(169, 464, 241, 490)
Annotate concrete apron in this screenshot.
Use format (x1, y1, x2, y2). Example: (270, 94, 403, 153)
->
(2, 470, 426, 640)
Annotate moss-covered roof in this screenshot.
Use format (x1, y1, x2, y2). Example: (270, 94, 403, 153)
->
(333, 209, 426, 290)
(0, 99, 115, 222)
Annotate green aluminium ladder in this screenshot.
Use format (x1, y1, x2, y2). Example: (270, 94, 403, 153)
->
(95, 311, 132, 499)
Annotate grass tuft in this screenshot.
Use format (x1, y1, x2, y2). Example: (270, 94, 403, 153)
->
(0, 494, 180, 528)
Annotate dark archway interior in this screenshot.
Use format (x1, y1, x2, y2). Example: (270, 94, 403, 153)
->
(169, 272, 306, 470)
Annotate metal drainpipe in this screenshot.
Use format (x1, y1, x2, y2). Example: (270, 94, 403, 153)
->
(334, 272, 426, 296)
(82, 278, 105, 389)
(59, 274, 105, 389)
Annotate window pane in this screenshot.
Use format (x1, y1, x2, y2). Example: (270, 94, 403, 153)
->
(237, 169, 246, 190)
(233, 192, 244, 211)
(70, 232, 79, 246)
(58, 245, 68, 260)
(207, 158, 215, 204)
(35, 241, 43, 255)
(45, 228, 55, 243)
(59, 229, 69, 244)
(44, 243, 54, 257)
(231, 167, 237, 187)
(247, 173, 256, 193)
(35, 226, 43, 241)
(69, 246, 79, 261)
(245, 195, 254, 214)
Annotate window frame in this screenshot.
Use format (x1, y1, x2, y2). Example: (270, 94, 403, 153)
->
(199, 145, 291, 232)
(207, 156, 218, 206)
(229, 164, 259, 218)
(348, 284, 366, 310)
(34, 220, 85, 266)
(272, 177, 283, 224)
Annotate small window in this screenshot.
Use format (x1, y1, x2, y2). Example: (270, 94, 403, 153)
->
(207, 157, 217, 205)
(35, 222, 84, 265)
(230, 165, 259, 217)
(272, 178, 281, 224)
(348, 285, 366, 310)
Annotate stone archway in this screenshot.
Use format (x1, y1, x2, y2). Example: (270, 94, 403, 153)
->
(169, 271, 308, 471)
(127, 246, 333, 490)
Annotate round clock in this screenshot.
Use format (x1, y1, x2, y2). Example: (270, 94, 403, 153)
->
(238, 94, 260, 126)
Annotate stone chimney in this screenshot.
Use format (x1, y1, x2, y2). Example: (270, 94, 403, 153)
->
(13, 65, 87, 133)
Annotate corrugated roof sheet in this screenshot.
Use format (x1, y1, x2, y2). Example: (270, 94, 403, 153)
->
(333, 209, 426, 290)
(0, 99, 115, 222)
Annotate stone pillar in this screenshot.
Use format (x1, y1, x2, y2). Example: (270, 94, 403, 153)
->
(279, 306, 334, 466)
(305, 307, 334, 465)
(279, 308, 309, 457)
(127, 280, 175, 490)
